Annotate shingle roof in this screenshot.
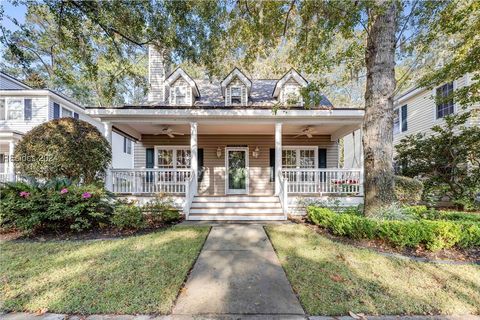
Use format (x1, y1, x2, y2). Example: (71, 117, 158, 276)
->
(140, 78, 333, 109)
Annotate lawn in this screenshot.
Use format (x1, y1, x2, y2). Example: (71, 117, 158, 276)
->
(0, 226, 210, 315)
(266, 224, 480, 316)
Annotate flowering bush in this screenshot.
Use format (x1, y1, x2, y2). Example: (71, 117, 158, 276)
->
(0, 179, 113, 232)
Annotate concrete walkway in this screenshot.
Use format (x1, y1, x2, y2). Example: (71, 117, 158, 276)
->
(172, 224, 305, 318)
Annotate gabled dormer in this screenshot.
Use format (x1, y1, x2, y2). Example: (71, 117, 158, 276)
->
(273, 69, 308, 106)
(165, 68, 200, 106)
(221, 68, 252, 106)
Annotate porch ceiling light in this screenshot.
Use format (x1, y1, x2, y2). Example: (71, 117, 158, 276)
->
(252, 146, 260, 159)
(216, 147, 222, 158)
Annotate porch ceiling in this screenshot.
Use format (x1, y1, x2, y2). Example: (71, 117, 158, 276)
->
(117, 122, 360, 138)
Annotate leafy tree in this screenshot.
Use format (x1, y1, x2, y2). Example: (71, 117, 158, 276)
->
(395, 112, 480, 210)
(14, 118, 111, 183)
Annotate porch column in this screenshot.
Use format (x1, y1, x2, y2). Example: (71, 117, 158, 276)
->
(8, 140, 16, 182)
(275, 122, 282, 195)
(103, 122, 113, 191)
(190, 122, 198, 194)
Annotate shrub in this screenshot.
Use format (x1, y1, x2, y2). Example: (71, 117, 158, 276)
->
(370, 203, 414, 221)
(307, 206, 479, 251)
(13, 118, 111, 183)
(143, 193, 181, 223)
(394, 176, 424, 205)
(0, 179, 113, 232)
(111, 201, 145, 230)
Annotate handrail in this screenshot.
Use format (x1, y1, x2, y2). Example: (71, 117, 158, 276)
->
(111, 168, 192, 172)
(278, 172, 289, 218)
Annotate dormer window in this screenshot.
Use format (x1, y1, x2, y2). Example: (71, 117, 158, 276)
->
(174, 86, 187, 105)
(283, 84, 301, 104)
(231, 86, 242, 104)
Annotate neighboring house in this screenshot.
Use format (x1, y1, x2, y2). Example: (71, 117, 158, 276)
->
(87, 46, 365, 220)
(344, 73, 480, 173)
(0, 72, 134, 182)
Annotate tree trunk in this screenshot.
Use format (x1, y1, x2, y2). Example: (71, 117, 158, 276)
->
(363, 1, 397, 215)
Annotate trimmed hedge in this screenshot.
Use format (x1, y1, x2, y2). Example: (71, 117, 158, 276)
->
(403, 205, 480, 223)
(307, 207, 480, 251)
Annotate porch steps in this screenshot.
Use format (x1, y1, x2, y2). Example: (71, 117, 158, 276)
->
(188, 196, 286, 221)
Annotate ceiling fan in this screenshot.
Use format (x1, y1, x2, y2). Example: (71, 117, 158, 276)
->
(155, 127, 185, 138)
(294, 126, 315, 138)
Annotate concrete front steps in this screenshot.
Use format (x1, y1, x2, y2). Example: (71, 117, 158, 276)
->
(188, 195, 286, 221)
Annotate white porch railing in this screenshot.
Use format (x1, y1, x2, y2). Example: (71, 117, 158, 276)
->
(110, 169, 193, 194)
(278, 171, 289, 217)
(183, 172, 197, 218)
(282, 168, 362, 195)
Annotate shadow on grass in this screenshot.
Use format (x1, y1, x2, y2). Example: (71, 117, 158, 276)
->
(0, 226, 210, 315)
(266, 224, 480, 316)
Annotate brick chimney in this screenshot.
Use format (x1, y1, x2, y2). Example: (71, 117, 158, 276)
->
(148, 45, 171, 103)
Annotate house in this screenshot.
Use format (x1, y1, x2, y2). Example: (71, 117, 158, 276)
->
(344, 73, 480, 171)
(0, 71, 135, 182)
(87, 46, 365, 220)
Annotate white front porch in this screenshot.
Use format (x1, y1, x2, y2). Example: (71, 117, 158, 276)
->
(0, 131, 22, 183)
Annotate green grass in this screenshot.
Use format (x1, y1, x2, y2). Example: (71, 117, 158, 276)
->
(266, 224, 480, 316)
(0, 226, 210, 315)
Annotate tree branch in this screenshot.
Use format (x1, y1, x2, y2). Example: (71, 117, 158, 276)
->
(283, 0, 296, 37)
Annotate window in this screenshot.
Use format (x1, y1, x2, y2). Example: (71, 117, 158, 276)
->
(230, 86, 242, 104)
(156, 147, 191, 169)
(7, 98, 23, 120)
(174, 86, 187, 105)
(282, 147, 317, 168)
(283, 85, 300, 104)
(24, 99, 32, 120)
(394, 105, 408, 134)
(62, 107, 73, 118)
(436, 82, 454, 118)
(0, 99, 5, 120)
(123, 137, 132, 155)
(53, 102, 60, 119)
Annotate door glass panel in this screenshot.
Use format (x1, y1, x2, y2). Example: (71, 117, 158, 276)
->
(282, 150, 296, 168)
(157, 150, 174, 168)
(299, 149, 315, 168)
(176, 149, 191, 168)
(228, 150, 246, 191)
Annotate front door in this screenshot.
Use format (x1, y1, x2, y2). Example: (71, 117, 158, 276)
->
(226, 147, 248, 194)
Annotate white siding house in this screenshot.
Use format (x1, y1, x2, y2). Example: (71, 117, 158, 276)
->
(0, 72, 134, 182)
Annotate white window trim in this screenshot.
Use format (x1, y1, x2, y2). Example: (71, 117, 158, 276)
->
(393, 106, 408, 135)
(282, 146, 318, 168)
(3, 97, 26, 122)
(154, 145, 191, 169)
(433, 80, 457, 122)
(230, 85, 242, 104)
(0, 98, 6, 121)
(282, 84, 302, 104)
(124, 137, 132, 155)
(225, 146, 249, 195)
(172, 85, 188, 105)
(61, 106, 73, 118)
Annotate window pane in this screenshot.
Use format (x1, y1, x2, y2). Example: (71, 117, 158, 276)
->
(62, 107, 73, 118)
(299, 149, 315, 168)
(436, 82, 454, 118)
(284, 85, 300, 103)
(0, 99, 5, 120)
(7, 99, 23, 120)
(175, 86, 187, 104)
(393, 108, 400, 134)
(176, 149, 191, 168)
(158, 150, 174, 168)
(282, 150, 297, 168)
(231, 87, 242, 104)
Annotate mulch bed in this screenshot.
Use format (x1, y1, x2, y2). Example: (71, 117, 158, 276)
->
(290, 216, 480, 264)
(0, 218, 184, 242)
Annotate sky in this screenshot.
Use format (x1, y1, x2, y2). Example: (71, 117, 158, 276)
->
(2, 0, 27, 31)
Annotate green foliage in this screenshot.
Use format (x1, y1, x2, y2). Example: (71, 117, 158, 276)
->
(307, 206, 479, 251)
(14, 118, 111, 183)
(394, 176, 424, 205)
(111, 201, 145, 230)
(0, 180, 113, 232)
(143, 193, 181, 223)
(395, 113, 480, 210)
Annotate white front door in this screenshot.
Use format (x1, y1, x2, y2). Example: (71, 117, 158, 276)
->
(226, 147, 249, 194)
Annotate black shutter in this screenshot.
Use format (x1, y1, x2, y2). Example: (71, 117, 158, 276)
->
(73, 112, 79, 119)
(24, 99, 32, 120)
(401, 104, 408, 132)
(318, 148, 327, 168)
(146, 148, 155, 184)
(123, 137, 127, 153)
(269, 148, 275, 182)
(197, 148, 204, 182)
(53, 102, 60, 119)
